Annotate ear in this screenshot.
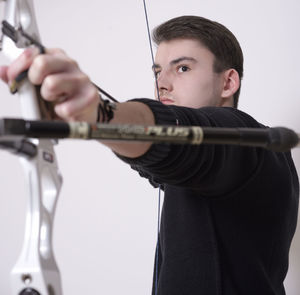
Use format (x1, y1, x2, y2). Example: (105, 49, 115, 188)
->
(221, 69, 240, 100)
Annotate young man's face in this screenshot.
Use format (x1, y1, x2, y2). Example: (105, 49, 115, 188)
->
(154, 38, 228, 108)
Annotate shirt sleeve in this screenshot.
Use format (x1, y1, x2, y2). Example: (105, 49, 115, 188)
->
(116, 98, 265, 196)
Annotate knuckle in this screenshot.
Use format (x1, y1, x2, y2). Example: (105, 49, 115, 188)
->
(57, 104, 74, 119)
(67, 57, 79, 69)
(33, 55, 48, 73)
(72, 72, 90, 88)
(40, 83, 49, 100)
(43, 76, 57, 93)
(29, 56, 49, 84)
(79, 73, 90, 84)
(62, 107, 73, 118)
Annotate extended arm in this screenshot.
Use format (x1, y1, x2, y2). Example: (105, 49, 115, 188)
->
(0, 47, 266, 194)
(0, 48, 155, 158)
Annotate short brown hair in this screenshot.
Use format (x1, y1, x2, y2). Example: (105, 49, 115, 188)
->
(152, 16, 243, 108)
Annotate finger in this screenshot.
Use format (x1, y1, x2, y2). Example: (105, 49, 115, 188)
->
(6, 47, 40, 83)
(0, 66, 9, 84)
(28, 53, 78, 85)
(54, 86, 99, 122)
(40, 72, 91, 102)
(40, 73, 77, 101)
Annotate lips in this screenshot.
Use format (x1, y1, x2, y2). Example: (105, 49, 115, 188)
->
(160, 97, 175, 105)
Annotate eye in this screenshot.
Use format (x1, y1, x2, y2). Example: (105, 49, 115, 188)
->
(154, 70, 161, 79)
(178, 65, 189, 73)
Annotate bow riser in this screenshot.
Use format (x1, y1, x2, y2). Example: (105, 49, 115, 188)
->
(1, 1, 63, 294)
(12, 146, 63, 295)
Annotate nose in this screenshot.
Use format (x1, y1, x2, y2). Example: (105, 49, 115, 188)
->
(156, 71, 173, 98)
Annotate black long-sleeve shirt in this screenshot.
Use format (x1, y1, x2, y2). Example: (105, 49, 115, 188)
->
(118, 99, 299, 295)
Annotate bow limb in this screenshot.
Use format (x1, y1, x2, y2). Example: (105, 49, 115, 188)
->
(1, 1, 63, 294)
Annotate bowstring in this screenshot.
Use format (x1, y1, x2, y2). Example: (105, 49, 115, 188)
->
(142, 1, 161, 295)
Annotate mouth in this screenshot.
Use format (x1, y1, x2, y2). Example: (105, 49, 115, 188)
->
(159, 97, 175, 105)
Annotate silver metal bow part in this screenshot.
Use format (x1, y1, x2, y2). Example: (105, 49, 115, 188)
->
(1, 1, 63, 294)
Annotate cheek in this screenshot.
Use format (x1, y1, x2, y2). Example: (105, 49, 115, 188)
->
(177, 77, 216, 108)
(193, 73, 223, 106)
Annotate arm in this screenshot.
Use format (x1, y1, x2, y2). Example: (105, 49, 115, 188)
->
(99, 101, 155, 157)
(0, 48, 261, 195)
(117, 101, 263, 194)
(0, 47, 155, 158)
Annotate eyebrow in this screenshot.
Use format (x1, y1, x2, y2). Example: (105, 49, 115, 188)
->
(152, 56, 197, 71)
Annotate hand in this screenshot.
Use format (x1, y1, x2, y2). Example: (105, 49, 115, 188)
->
(0, 47, 100, 123)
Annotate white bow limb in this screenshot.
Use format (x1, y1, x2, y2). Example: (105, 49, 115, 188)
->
(1, 0, 63, 294)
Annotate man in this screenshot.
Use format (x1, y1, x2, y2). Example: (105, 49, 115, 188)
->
(0, 16, 298, 295)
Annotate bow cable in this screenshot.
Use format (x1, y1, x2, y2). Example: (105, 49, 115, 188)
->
(142, 1, 162, 294)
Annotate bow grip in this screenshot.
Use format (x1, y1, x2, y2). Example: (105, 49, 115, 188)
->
(1, 0, 55, 120)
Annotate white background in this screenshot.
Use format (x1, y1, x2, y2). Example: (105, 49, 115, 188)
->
(0, 0, 299, 294)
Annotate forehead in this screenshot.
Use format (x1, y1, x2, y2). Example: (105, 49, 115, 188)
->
(155, 38, 215, 65)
